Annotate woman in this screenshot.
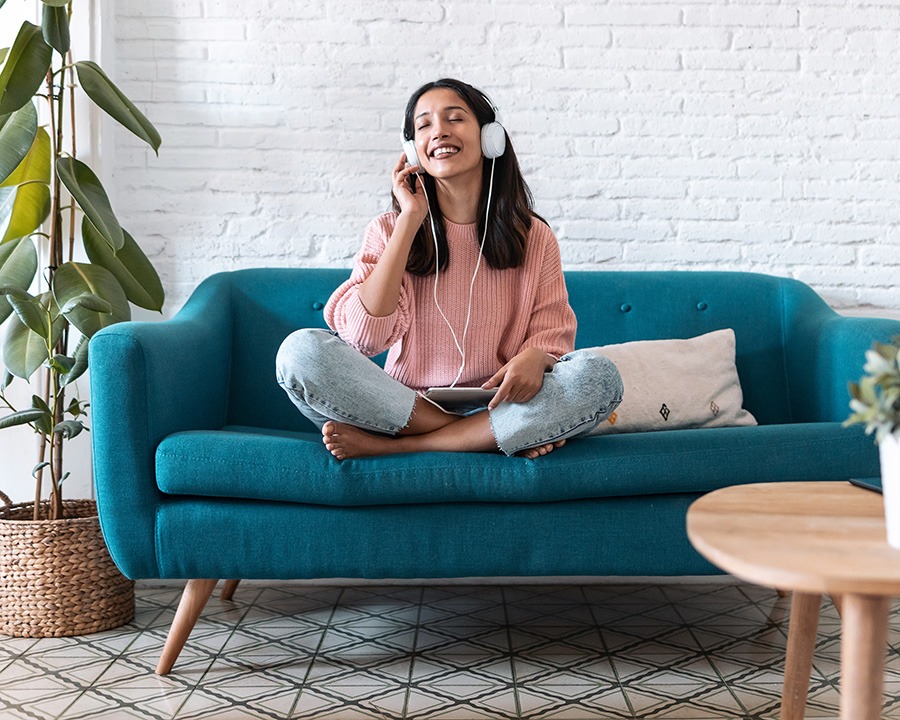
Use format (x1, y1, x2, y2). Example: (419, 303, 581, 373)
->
(277, 78, 622, 460)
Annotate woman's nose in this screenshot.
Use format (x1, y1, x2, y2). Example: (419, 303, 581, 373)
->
(431, 121, 449, 139)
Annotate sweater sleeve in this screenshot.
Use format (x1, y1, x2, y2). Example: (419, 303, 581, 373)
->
(520, 221, 577, 359)
(324, 214, 414, 357)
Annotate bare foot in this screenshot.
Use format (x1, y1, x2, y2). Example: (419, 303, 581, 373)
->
(322, 414, 519, 460)
(322, 421, 397, 460)
(519, 439, 567, 460)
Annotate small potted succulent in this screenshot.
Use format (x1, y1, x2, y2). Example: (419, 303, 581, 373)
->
(846, 337, 900, 547)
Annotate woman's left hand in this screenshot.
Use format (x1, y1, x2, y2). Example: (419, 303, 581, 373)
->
(482, 347, 556, 410)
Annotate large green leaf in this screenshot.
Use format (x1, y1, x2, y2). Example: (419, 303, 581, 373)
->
(75, 61, 161, 154)
(0, 22, 52, 116)
(0, 407, 47, 429)
(56, 156, 123, 250)
(0, 183, 50, 243)
(53, 262, 129, 338)
(0, 286, 49, 339)
(42, 4, 70, 55)
(2, 310, 46, 378)
(0, 126, 52, 242)
(82, 218, 164, 311)
(0, 101, 38, 185)
(59, 292, 111, 315)
(1, 125, 50, 188)
(30, 393, 52, 435)
(0, 237, 37, 324)
(53, 419, 84, 438)
(59, 334, 87, 387)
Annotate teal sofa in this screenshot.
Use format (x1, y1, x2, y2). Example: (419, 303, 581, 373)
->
(89, 268, 897, 673)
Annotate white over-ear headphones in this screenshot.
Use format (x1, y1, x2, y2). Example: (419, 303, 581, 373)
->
(399, 89, 505, 391)
(401, 92, 506, 167)
(479, 112, 506, 159)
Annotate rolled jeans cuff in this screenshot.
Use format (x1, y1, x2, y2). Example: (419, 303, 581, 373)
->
(489, 349, 623, 456)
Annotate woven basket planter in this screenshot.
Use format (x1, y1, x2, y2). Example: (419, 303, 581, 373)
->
(0, 492, 134, 637)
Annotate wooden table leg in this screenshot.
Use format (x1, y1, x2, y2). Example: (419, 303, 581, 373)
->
(840, 593, 890, 720)
(780, 591, 821, 720)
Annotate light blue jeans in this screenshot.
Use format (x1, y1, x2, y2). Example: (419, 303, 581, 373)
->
(275, 329, 623, 456)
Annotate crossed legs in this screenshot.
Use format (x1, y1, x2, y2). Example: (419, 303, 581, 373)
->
(322, 397, 565, 460)
(277, 329, 620, 461)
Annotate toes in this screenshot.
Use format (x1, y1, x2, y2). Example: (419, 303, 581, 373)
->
(521, 440, 565, 459)
(322, 422, 342, 442)
(326, 444, 345, 461)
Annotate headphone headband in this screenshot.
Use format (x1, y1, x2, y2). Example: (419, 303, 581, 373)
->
(477, 92, 506, 159)
(480, 92, 501, 122)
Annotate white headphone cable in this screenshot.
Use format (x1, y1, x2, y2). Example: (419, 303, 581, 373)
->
(452, 157, 496, 387)
(417, 158, 497, 389)
(419, 178, 466, 381)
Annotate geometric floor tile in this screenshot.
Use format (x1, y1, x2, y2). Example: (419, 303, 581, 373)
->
(2, 580, 900, 718)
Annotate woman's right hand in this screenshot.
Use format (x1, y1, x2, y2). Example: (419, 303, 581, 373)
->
(392, 152, 428, 225)
(357, 154, 428, 317)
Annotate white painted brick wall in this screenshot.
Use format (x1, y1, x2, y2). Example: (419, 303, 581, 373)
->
(107, 0, 898, 314)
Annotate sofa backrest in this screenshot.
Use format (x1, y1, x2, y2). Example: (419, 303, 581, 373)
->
(216, 268, 833, 432)
(565, 270, 831, 426)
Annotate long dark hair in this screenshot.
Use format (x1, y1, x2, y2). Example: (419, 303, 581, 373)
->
(395, 78, 535, 276)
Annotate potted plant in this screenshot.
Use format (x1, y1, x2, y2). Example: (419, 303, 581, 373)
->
(0, 2, 163, 636)
(846, 336, 900, 547)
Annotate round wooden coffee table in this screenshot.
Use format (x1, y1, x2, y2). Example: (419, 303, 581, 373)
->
(687, 481, 900, 720)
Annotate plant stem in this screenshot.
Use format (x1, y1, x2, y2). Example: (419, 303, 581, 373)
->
(34, 428, 44, 521)
(43, 51, 68, 521)
(51, 63, 67, 522)
(49, 371, 63, 520)
(67, 49, 76, 260)
(0, 390, 16, 413)
(38, 68, 59, 521)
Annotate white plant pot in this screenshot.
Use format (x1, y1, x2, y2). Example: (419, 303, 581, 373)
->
(881, 434, 900, 548)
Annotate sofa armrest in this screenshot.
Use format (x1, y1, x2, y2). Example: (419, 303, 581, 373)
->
(89, 273, 233, 578)
(782, 281, 900, 423)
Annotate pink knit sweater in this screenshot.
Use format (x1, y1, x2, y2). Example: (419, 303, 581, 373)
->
(325, 212, 577, 391)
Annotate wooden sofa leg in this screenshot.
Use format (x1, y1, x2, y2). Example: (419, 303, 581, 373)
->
(221, 579, 240, 601)
(156, 579, 218, 675)
(831, 593, 843, 617)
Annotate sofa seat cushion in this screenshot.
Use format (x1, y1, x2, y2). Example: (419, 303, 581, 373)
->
(155, 423, 875, 506)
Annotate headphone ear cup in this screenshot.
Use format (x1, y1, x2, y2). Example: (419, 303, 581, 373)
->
(402, 139, 421, 168)
(480, 122, 506, 159)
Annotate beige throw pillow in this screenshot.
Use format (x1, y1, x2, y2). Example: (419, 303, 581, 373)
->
(587, 329, 757, 435)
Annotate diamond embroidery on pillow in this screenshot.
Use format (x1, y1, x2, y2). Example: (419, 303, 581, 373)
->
(660, 403, 670, 421)
(710, 400, 720, 416)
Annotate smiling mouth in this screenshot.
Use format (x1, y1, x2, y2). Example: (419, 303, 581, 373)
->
(431, 146, 460, 159)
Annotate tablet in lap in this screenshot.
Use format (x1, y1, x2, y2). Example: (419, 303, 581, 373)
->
(424, 387, 497, 410)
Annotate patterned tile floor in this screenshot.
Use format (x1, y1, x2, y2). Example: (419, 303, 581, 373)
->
(2, 580, 900, 719)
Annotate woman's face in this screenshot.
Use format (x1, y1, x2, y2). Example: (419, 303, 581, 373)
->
(411, 88, 483, 182)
